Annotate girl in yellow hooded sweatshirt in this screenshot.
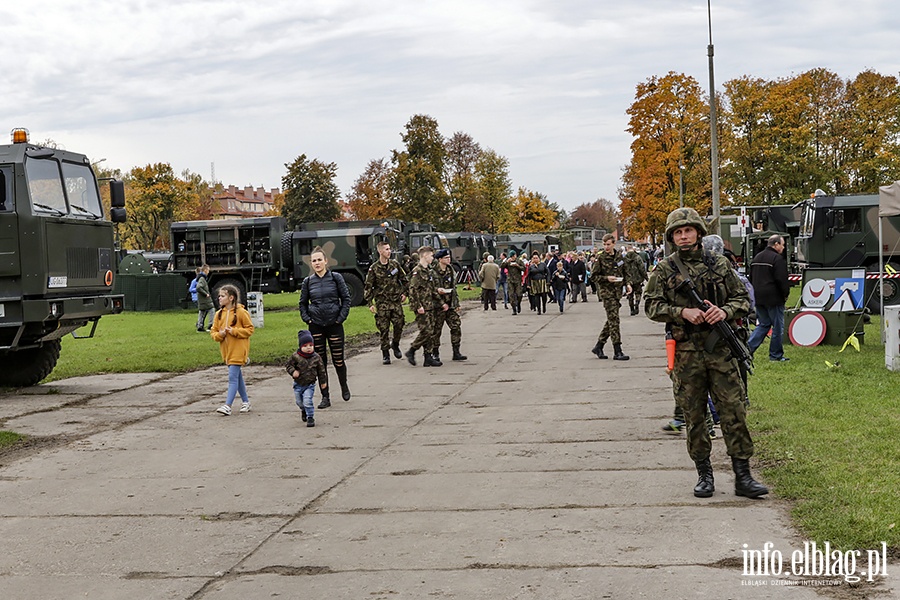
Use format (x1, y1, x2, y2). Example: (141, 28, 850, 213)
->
(211, 284, 254, 415)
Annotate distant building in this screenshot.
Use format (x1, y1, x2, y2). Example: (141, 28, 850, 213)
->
(568, 225, 607, 252)
(212, 185, 281, 219)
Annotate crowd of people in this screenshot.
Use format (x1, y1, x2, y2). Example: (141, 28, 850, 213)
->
(196, 209, 777, 498)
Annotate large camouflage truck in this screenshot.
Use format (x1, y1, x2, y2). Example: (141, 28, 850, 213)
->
(170, 217, 401, 307)
(793, 193, 900, 311)
(495, 233, 561, 258)
(291, 220, 402, 305)
(0, 128, 126, 387)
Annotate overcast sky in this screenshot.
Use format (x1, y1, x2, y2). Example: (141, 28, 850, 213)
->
(2, 0, 898, 212)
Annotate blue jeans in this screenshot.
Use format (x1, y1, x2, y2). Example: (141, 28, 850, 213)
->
(555, 288, 566, 312)
(747, 304, 785, 360)
(294, 382, 316, 418)
(226, 365, 249, 406)
(498, 280, 509, 305)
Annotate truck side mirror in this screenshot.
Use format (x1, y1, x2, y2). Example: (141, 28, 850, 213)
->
(110, 207, 127, 223)
(824, 209, 835, 239)
(109, 180, 126, 208)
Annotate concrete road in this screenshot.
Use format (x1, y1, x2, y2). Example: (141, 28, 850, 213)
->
(1, 298, 896, 599)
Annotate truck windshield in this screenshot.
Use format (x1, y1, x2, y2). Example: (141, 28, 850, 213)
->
(25, 158, 102, 218)
(62, 162, 103, 217)
(25, 158, 68, 215)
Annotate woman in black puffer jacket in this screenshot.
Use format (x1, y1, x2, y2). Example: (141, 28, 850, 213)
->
(299, 246, 352, 407)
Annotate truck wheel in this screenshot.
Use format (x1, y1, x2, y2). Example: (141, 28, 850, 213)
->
(341, 272, 365, 306)
(865, 268, 900, 313)
(212, 278, 247, 310)
(0, 340, 61, 387)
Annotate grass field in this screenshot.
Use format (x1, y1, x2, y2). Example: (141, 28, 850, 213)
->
(10, 284, 900, 551)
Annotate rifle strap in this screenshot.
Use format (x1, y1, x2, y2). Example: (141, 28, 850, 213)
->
(671, 253, 699, 297)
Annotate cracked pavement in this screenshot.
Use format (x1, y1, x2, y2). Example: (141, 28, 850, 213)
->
(1, 299, 896, 599)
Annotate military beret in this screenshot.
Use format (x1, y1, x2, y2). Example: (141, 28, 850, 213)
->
(434, 248, 450, 259)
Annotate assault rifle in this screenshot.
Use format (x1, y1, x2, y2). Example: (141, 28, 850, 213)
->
(676, 279, 754, 375)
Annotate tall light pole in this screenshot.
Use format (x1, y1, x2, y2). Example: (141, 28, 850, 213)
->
(679, 164, 685, 208)
(707, 0, 721, 235)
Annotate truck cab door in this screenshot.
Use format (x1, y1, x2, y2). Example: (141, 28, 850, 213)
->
(0, 167, 19, 277)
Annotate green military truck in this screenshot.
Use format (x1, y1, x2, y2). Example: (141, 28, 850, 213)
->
(793, 192, 900, 311)
(443, 232, 496, 282)
(0, 128, 126, 387)
(170, 217, 402, 306)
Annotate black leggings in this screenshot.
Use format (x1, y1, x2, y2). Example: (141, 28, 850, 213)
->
(309, 322, 347, 392)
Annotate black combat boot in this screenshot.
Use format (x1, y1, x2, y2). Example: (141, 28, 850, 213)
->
(452, 345, 467, 361)
(340, 384, 351, 401)
(613, 343, 630, 361)
(693, 458, 715, 498)
(591, 342, 607, 359)
(405, 347, 417, 366)
(382, 350, 391, 365)
(732, 457, 769, 498)
(317, 391, 331, 409)
(433, 348, 441, 363)
(423, 352, 442, 367)
(392, 342, 402, 359)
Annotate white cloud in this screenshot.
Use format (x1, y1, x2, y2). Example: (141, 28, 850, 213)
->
(2, 0, 898, 212)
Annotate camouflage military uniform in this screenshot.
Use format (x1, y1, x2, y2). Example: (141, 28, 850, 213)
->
(432, 263, 462, 350)
(407, 262, 442, 354)
(624, 250, 648, 315)
(501, 256, 526, 313)
(644, 246, 754, 462)
(364, 258, 409, 353)
(590, 251, 626, 344)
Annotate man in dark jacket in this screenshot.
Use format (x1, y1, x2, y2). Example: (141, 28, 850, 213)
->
(747, 234, 791, 362)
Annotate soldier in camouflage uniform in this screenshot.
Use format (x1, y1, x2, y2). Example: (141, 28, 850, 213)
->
(644, 207, 768, 500)
(432, 249, 467, 361)
(405, 246, 443, 367)
(624, 245, 648, 316)
(364, 240, 409, 365)
(590, 234, 631, 360)
(500, 251, 526, 315)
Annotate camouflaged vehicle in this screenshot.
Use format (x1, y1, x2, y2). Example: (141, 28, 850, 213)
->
(170, 217, 402, 306)
(0, 128, 126, 387)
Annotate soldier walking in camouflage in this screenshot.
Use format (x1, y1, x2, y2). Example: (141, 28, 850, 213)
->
(431, 249, 467, 361)
(624, 245, 648, 316)
(644, 207, 768, 500)
(405, 246, 443, 367)
(500, 251, 526, 315)
(364, 241, 409, 365)
(590, 234, 631, 360)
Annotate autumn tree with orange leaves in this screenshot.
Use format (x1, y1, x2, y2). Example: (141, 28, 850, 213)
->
(619, 72, 712, 241)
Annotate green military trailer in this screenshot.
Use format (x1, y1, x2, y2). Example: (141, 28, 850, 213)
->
(443, 232, 497, 283)
(170, 217, 402, 306)
(0, 128, 126, 387)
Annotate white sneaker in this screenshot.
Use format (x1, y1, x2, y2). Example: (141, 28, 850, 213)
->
(216, 404, 231, 415)
(240, 402, 251, 413)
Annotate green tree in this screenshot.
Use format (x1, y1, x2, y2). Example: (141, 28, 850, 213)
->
(474, 149, 513, 234)
(389, 114, 449, 226)
(281, 154, 341, 228)
(347, 158, 391, 220)
(121, 163, 186, 250)
(444, 131, 482, 230)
